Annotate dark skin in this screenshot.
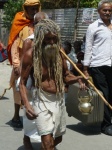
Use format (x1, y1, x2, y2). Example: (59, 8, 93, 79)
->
(20, 32, 83, 150)
(25, 5, 40, 20)
(21, 12, 50, 117)
(21, 12, 50, 150)
(20, 33, 83, 109)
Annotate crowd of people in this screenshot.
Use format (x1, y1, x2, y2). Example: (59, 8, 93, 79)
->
(1, 0, 112, 149)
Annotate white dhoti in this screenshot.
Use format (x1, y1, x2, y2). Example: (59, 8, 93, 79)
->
(23, 102, 41, 142)
(17, 76, 41, 142)
(32, 88, 66, 138)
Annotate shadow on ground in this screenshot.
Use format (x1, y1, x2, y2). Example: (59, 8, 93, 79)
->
(5, 116, 23, 131)
(17, 143, 41, 150)
(66, 122, 101, 135)
(0, 96, 9, 100)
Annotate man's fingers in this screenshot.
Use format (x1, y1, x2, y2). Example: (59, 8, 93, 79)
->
(26, 108, 38, 119)
(26, 111, 38, 120)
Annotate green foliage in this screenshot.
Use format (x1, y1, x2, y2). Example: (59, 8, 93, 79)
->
(41, 0, 101, 9)
(2, 0, 24, 30)
(80, 0, 100, 8)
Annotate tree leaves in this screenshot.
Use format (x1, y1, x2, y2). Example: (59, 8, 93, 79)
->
(2, 0, 24, 30)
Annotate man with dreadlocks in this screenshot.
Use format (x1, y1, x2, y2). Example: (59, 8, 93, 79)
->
(19, 19, 84, 150)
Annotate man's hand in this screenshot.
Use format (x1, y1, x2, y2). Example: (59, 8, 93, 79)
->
(78, 78, 88, 90)
(78, 67, 90, 90)
(25, 103, 38, 120)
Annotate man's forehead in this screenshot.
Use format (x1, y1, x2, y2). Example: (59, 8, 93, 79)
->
(25, 4, 39, 8)
(44, 32, 57, 37)
(100, 3, 112, 9)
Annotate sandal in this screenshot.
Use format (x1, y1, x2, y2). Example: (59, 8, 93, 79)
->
(11, 118, 23, 128)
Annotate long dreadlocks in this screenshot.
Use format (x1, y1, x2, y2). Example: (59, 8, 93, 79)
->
(33, 19, 64, 94)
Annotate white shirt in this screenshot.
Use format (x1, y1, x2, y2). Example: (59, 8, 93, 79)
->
(83, 18, 112, 67)
(68, 49, 77, 70)
(68, 49, 77, 63)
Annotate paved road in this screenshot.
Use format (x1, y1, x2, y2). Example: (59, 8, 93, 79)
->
(0, 61, 112, 150)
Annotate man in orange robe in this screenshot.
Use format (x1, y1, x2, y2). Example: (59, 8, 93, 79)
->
(7, 0, 41, 138)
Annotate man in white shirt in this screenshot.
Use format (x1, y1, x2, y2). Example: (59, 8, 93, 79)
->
(82, 0, 112, 136)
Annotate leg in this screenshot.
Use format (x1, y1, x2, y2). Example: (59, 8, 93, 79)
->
(90, 67, 112, 135)
(41, 134, 62, 150)
(54, 136, 62, 147)
(11, 83, 23, 128)
(23, 135, 33, 150)
(11, 103, 23, 128)
(41, 134, 54, 150)
(13, 103, 20, 120)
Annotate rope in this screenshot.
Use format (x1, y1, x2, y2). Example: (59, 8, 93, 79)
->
(0, 85, 12, 99)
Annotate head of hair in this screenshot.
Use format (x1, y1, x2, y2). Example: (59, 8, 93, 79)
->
(34, 12, 49, 24)
(73, 40, 82, 54)
(33, 19, 64, 94)
(62, 40, 72, 55)
(97, 0, 111, 10)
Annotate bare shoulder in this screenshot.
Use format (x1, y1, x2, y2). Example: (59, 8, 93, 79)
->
(22, 38, 33, 54)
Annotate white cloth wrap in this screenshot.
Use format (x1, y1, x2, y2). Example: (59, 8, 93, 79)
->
(16, 76, 41, 142)
(32, 88, 66, 138)
(23, 101, 41, 142)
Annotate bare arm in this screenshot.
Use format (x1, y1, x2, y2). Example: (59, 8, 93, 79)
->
(22, 38, 33, 54)
(11, 36, 21, 77)
(19, 48, 37, 120)
(61, 48, 83, 85)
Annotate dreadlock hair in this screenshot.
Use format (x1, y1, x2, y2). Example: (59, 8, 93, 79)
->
(33, 19, 64, 94)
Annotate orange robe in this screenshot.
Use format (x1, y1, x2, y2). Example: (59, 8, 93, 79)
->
(8, 12, 34, 105)
(7, 11, 33, 65)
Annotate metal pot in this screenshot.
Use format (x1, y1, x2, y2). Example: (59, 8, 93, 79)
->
(78, 88, 94, 115)
(78, 89, 93, 103)
(78, 102, 94, 115)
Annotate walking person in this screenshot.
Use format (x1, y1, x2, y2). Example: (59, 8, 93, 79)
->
(82, 0, 112, 136)
(21, 12, 49, 150)
(7, 0, 41, 128)
(19, 19, 85, 150)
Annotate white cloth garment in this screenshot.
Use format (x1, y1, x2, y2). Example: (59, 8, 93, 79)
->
(23, 34, 41, 141)
(16, 75, 41, 142)
(23, 77, 41, 142)
(23, 101, 41, 142)
(32, 88, 66, 138)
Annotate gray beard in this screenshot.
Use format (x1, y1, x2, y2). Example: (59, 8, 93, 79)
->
(42, 44, 59, 67)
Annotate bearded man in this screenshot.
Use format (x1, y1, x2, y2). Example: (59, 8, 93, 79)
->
(19, 19, 84, 150)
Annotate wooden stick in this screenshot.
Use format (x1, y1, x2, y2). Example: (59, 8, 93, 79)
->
(0, 86, 12, 99)
(60, 49, 112, 110)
